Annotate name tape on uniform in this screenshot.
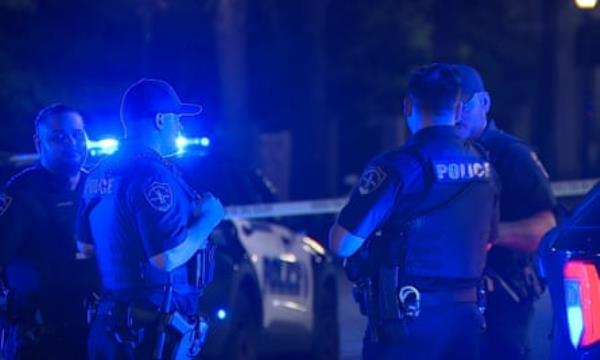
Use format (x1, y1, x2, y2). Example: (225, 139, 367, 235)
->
(224, 178, 600, 220)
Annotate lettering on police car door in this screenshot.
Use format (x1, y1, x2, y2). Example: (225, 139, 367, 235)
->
(263, 257, 304, 296)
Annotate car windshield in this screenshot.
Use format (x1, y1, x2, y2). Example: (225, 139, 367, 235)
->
(566, 183, 600, 229)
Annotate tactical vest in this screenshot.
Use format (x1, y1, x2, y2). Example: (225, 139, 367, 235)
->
(372, 142, 498, 283)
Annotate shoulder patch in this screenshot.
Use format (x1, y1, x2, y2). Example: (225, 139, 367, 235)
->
(144, 181, 174, 212)
(358, 166, 388, 195)
(0, 193, 13, 217)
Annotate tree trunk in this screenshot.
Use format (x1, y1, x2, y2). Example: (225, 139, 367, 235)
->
(214, 0, 255, 162)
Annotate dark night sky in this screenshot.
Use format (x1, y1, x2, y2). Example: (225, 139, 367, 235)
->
(1, 0, 587, 198)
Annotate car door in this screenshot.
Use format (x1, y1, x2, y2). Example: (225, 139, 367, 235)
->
(228, 169, 314, 334)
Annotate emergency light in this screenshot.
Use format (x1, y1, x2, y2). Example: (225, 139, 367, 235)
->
(86, 136, 211, 157)
(216, 308, 227, 320)
(87, 138, 119, 156)
(564, 260, 600, 348)
(176, 136, 211, 154)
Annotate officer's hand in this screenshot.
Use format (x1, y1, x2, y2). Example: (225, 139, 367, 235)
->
(196, 192, 225, 227)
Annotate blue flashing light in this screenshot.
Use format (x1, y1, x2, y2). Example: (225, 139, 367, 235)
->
(87, 138, 119, 156)
(216, 309, 227, 320)
(176, 135, 211, 154)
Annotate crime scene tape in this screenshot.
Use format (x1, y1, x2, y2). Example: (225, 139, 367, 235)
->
(224, 178, 600, 220)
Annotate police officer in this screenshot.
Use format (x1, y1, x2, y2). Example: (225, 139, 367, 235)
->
(0, 104, 96, 359)
(329, 63, 499, 360)
(79, 78, 224, 359)
(453, 64, 557, 360)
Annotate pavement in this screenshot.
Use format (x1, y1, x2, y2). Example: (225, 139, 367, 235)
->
(335, 268, 553, 360)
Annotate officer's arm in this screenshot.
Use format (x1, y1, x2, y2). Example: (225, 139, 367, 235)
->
(329, 224, 366, 258)
(149, 194, 224, 271)
(0, 189, 24, 265)
(493, 143, 557, 253)
(494, 210, 556, 253)
(75, 197, 96, 259)
(329, 162, 403, 258)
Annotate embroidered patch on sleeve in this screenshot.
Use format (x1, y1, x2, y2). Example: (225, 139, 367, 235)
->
(358, 167, 388, 195)
(143, 182, 174, 212)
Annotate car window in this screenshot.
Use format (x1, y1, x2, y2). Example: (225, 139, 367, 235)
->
(568, 183, 600, 228)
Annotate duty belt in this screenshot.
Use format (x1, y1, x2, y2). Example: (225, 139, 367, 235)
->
(418, 287, 478, 308)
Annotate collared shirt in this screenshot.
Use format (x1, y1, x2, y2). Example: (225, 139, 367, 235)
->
(0, 164, 96, 321)
(480, 120, 555, 222)
(479, 121, 556, 279)
(79, 142, 198, 300)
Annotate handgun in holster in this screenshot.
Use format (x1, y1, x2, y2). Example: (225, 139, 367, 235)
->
(378, 267, 405, 322)
(188, 243, 216, 290)
(352, 277, 380, 344)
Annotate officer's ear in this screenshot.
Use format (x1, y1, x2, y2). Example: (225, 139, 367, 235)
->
(403, 97, 413, 118)
(480, 92, 491, 113)
(155, 113, 165, 130)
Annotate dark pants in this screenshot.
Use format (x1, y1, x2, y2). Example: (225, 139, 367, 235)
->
(482, 292, 535, 360)
(88, 314, 164, 360)
(363, 302, 485, 360)
(2, 298, 88, 360)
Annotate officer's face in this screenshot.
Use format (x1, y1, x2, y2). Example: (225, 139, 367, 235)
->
(456, 92, 489, 140)
(35, 112, 88, 176)
(158, 113, 183, 155)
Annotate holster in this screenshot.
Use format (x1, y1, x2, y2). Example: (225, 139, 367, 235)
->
(95, 300, 159, 347)
(352, 278, 380, 343)
(378, 267, 403, 323)
(188, 243, 216, 289)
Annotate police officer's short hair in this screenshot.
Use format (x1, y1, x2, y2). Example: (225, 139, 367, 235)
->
(34, 104, 81, 131)
(408, 63, 461, 116)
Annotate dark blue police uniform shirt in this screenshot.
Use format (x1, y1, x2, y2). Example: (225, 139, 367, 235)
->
(480, 121, 556, 279)
(337, 125, 495, 239)
(0, 165, 97, 320)
(480, 121, 555, 222)
(79, 142, 197, 299)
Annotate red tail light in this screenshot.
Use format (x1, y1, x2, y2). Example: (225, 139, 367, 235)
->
(564, 260, 600, 347)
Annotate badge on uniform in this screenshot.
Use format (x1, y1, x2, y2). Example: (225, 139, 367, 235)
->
(144, 182, 174, 212)
(0, 193, 12, 217)
(358, 166, 387, 195)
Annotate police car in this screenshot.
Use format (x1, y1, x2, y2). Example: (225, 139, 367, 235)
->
(538, 183, 600, 360)
(172, 153, 339, 359)
(0, 139, 340, 360)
